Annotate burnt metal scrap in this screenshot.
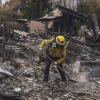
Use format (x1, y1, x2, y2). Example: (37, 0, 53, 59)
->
(0, 67, 14, 77)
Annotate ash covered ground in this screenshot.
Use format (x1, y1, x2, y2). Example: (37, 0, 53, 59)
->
(0, 36, 100, 100)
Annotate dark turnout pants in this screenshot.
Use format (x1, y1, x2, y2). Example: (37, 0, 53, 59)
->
(43, 57, 66, 82)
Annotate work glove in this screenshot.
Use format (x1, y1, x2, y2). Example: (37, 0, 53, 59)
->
(54, 61, 58, 65)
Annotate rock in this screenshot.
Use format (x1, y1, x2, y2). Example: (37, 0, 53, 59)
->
(23, 88, 33, 94)
(63, 93, 69, 97)
(14, 88, 21, 92)
(26, 78, 33, 82)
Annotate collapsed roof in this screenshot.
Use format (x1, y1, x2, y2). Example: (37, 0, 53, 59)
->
(58, 5, 87, 22)
(35, 5, 87, 23)
(35, 8, 63, 21)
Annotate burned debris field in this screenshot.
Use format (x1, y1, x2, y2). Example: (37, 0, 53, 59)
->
(0, 0, 100, 100)
(0, 33, 100, 100)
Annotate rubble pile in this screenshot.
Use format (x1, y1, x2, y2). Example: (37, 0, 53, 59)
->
(0, 34, 100, 100)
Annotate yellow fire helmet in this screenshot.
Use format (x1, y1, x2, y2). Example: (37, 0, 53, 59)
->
(56, 36, 66, 45)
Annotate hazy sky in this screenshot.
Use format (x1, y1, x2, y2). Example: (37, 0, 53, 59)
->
(1, 0, 9, 4)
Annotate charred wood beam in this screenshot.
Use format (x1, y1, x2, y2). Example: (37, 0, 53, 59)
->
(57, 5, 87, 23)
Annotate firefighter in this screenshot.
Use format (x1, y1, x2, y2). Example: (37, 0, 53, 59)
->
(39, 36, 69, 82)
